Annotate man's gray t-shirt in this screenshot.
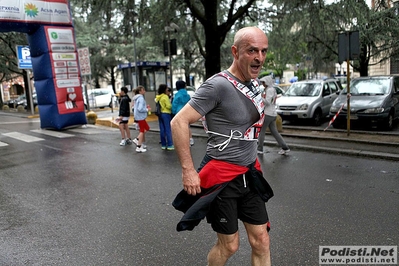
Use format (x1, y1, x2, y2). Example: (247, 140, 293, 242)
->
(189, 71, 261, 166)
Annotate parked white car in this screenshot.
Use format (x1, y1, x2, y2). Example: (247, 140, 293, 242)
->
(172, 86, 196, 98)
(84, 88, 117, 109)
(276, 78, 343, 125)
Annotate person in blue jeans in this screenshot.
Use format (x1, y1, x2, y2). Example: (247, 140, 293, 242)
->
(155, 84, 174, 150)
(172, 80, 194, 146)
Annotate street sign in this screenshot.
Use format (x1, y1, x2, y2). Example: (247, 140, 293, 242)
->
(77, 47, 92, 76)
(16, 45, 32, 69)
(338, 31, 360, 63)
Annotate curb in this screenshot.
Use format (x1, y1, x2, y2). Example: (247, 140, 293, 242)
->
(262, 141, 399, 161)
(153, 123, 399, 161)
(95, 114, 159, 128)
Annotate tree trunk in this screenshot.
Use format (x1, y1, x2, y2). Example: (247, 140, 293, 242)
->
(357, 43, 369, 77)
(204, 30, 222, 79)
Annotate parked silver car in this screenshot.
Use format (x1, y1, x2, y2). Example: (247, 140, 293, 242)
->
(329, 75, 399, 130)
(276, 78, 342, 125)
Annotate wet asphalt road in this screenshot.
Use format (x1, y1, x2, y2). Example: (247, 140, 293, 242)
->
(0, 115, 398, 265)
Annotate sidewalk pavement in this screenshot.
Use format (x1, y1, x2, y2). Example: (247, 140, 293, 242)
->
(93, 111, 399, 161)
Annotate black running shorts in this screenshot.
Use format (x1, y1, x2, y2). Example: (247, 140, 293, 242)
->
(206, 174, 269, 234)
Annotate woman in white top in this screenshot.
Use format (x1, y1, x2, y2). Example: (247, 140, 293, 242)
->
(257, 76, 290, 155)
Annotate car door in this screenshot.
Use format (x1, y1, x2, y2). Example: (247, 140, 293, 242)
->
(320, 83, 333, 116)
(393, 77, 399, 119)
(95, 90, 108, 107)
(324, 81, 340, 116)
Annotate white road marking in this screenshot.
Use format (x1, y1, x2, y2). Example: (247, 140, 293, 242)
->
(31, 129, 75, 138)
(2, 132, 44, 142)
(0, 141, 8, 147)
(69, 127, 118, 134)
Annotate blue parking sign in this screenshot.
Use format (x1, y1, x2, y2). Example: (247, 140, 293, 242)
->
(16, 45, 32, 69)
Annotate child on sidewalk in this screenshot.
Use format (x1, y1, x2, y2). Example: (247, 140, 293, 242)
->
(118, 87, 132, 146)
(132, 85, 150, 153)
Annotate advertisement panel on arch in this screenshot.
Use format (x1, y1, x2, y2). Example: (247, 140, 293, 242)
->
(0, 0, 72, 25)
(44, 26, 84, 114)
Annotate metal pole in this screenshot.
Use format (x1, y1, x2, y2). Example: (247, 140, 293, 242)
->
(110, 94, 114, 113)
(27, 70, 34, 115)
(168, 31, 173, 88)
(133, 28, 139, 87)
(346, 32, 351, 136)
(84, 76, 91, 111)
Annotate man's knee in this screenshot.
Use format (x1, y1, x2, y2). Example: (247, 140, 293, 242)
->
(222, 240, 239, 256)
(217, 234, 240, 257)
(250, 230, 270, 254)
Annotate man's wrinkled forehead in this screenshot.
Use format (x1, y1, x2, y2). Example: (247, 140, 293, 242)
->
(234, 27, 267, 44)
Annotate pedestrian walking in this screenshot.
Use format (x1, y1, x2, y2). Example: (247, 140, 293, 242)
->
(171, 27, 273, 265)
(257, 75, 290, 155)
(155, 84, 174, 150)
(117, 86, 132, 146)
(172, 80, 194, 146)
(132, 85, 150, 153)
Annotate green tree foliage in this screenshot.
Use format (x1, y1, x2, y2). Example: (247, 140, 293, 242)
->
(179, 0, 263, 78)
(0, 32, 28, 82)
(3, 0, 399, 101)
(268, 0, 399, 77)
(69, 0, 267, 84)
(71, 0, 136, 92)
(0, 32, 30, 106)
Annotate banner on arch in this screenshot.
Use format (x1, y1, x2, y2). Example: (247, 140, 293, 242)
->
(0, 0, 72, 26)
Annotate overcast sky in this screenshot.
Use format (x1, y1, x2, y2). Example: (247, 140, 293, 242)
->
(326, 0, 372, 6)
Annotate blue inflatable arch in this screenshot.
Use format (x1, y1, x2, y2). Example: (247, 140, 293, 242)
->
(0, 0, 86, 129)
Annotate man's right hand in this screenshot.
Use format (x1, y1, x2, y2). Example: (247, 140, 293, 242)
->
(182, 168, 201, 196)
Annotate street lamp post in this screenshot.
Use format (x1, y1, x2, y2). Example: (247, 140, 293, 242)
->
(167, 30, 173, 88)
(164, 23, 179, 88)
(133, 30, 139, 87)
(132, 11, 139, 88)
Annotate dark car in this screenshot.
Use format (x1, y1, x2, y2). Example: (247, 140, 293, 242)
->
(22, 94, 38, 109)
(329, 75, 399, 130)
(5, 94, 26, 108)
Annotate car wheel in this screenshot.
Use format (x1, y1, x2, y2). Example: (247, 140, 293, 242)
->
(332, 120, 345, 129)
(383, 111, 394, 130)
(313, 109, 322, 126)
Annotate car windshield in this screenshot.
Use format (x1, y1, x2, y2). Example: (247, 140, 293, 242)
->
(285, 83, 321, 96)
(342, 78, 390, 95)
(16, 95, 26, 101)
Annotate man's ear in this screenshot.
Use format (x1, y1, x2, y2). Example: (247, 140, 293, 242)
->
(231, 45, 239, 59)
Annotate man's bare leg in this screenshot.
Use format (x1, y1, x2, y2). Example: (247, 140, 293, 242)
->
(244, 223, 271, 266)
(207, 232, 239, 266)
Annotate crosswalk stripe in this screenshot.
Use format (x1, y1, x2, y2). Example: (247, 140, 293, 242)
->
(30, 129, 75, 138)
(0, 141, 8, 147)
(2, 132, 44, 142)
(69, 127, 118, 134)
